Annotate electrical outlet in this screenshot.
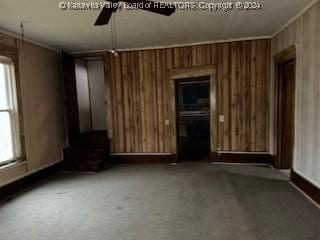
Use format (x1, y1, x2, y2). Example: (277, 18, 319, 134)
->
(219, 115, 225, 123)
(165, 119, 170, 126)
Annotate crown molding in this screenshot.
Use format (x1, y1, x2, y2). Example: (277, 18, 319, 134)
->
(0, 27, 61, 53)
(70, 36, 271, 55)
(272, 0, 319, 38)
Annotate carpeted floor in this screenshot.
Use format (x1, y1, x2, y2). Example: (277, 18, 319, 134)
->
(0, 163, 319, 240)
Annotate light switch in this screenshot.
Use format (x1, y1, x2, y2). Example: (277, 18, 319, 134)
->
(165, 119, 170, 126)
(219, 115, 225, 123)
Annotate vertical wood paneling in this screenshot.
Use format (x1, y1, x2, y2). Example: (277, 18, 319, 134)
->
(217, 44, 224, 150)
(230, 42, 237, 151)
(156, 50, 164, 152)
(255, 40, 263, 151)
(250, 41, 256, 151)
(235, 42, 242, 149)
(222, 43, 231, 150)
(121, 52, 130, 152)
(138, 52, 147, 152)
(107, 40, 270, 153)
(245, 41, 251, 151)
(241, 42, 247, 150)
(265, 41, 272, 149)
(151, 51, 158, 152)
(164, 50, 171, 152)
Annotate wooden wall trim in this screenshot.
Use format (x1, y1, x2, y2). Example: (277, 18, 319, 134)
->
(273, 46, 296, 169)
(291, 170, 320, 206)
(274, 45, 296, 63)
(0, 43, 18, 60)
(0, 29, 60, 52)
(0, 43, 27, 164)
(105, 36, 272, 53)
(0, 162, 61, 201)
(211, 152, 273, 165)
(110, 152, 272, 165)
(169, 65, 217, 155)
(169, 65, 216, 79)
(111, 154, 173, 164)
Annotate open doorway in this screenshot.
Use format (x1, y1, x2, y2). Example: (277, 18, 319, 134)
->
(176, 76, 210, 161)
(75, 57, 107, 133)
(274, 47, 296, 169)
(62, 53, 110, 172)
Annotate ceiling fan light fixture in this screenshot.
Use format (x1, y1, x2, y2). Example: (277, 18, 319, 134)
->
(110, 49, 119, 57)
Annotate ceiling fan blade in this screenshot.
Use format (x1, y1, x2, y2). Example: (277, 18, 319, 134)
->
(123, 0, 175, 16)
(94, 4, 118, 26)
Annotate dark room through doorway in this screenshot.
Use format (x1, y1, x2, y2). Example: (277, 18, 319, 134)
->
(176, 76, 210, 162)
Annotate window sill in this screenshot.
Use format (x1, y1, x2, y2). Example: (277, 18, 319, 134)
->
(0, 159, 26, 172)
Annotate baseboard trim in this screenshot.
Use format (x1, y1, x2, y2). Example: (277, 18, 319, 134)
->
(111, 152, 272, 164)
(111, 154, 173, 164)
(291, 170, 320, 205)
(211, 152, 273, 165)
(0, 162, 62, 201)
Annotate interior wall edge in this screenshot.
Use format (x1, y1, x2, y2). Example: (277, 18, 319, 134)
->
(293, 169, 320, 192)
(211, 152, 273, 165)
(0, 28, 61, 53)
(217, 151, 271, 154)
(271, 0, 319, 38)
(0, 159, 62, 188)
(291, 169, 320, 206)
(70, 36, 271, 55)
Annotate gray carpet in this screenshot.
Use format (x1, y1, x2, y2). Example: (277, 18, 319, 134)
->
(0, 163, 320, 240)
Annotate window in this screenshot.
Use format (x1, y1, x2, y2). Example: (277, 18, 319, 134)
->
(0, 56, 21, 165)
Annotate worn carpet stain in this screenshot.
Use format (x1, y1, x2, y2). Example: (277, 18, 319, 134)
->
(0, 163, 319, 240)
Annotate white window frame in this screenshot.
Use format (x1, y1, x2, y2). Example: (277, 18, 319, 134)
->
(0, 56, 22, 166)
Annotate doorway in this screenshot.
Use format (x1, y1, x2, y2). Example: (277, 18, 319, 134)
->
(176, 77, 210, 161)
(274, 47, 296, 169)
(75, 57, 107, 133)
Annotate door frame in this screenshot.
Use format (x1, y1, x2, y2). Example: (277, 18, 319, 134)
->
(273, 46, 296, 169)
(175, 77, 210, 162)
(169, 65, 217, 162)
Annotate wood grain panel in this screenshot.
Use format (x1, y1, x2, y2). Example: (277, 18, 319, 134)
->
(105, 40, 271, 153)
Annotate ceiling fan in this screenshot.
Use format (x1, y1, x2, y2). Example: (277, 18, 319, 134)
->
(94, 0, 176, 26)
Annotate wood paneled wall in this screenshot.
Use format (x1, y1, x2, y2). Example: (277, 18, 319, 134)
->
(105, 39, 271, 153)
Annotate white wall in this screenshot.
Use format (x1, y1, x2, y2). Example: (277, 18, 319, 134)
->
(271, 2, 320, 188)
(75, 59, 91, 133)
(87, 60, 106, 131)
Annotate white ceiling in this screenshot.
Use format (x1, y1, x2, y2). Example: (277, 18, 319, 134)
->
(0, 0, 316, 53)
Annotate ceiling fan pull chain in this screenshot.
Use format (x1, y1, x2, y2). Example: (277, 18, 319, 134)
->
(110, 13, 119, 57)
(113, 13, 118, 51)
(110, 15, 114, 50)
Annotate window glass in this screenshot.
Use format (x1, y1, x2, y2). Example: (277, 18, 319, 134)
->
(0, 60, 19, 164)
(0, 111, 13, 162)
(0, 64, 8, 109)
